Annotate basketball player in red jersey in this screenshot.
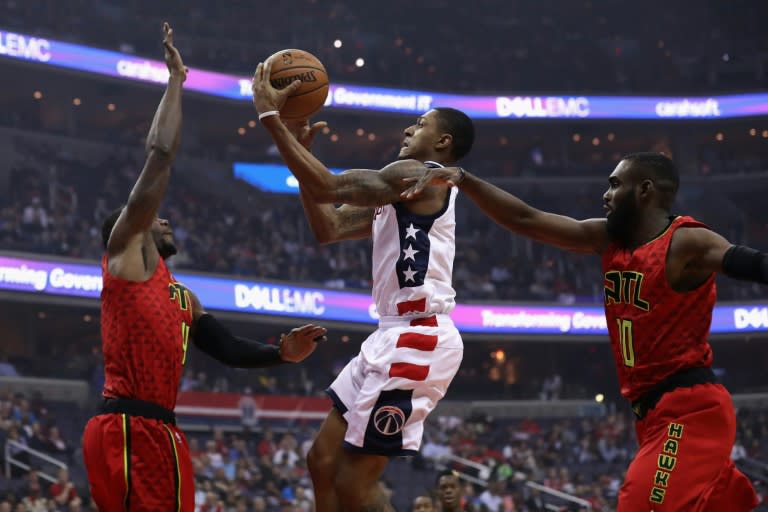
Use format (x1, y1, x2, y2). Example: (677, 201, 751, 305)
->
(82, 25, 326, 512)
(404, 152, 762, 511)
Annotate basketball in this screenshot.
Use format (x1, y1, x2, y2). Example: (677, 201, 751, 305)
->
(267, 49, 329, 120)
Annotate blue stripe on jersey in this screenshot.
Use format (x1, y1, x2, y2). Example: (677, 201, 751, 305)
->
(393, 204, 435, 289)
(393, 198, 451, 290)
(393, 161, 450, 289)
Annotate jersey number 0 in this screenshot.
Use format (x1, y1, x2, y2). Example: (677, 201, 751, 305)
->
(617, 318, 635, 367)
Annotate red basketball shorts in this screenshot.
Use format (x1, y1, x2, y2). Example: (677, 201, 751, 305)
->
(618, 383, 758, 511)
(83, 414, 194, 511)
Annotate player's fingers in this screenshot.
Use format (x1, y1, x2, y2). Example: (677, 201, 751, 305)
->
(254, 63, 263, 83)
(286, 79, 302, 95)
(294, 324, 323, 335)
(264, 58, 273, 82)
(306, 328, 327, 341)
(414, 176, 431, 192)
(304, 326, 327, 337)
(310, 121, 328, 134)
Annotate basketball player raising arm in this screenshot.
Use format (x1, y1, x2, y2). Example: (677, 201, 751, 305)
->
(83, 26, 325, 512)
(252, 58, 475, 512)
(403, 156, 764, 511)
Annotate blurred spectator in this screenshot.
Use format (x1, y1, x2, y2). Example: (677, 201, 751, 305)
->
(49, 468, 79, 508)
(20, 473, 47, 512)
(0, 355, 19, 377)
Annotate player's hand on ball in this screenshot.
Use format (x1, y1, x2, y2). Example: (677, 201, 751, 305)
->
(162, 22, 187, 81)
(283, 119, 328, 151)
(252, 58, 302, 116)
(401, 167, 466, 199)
(278, 324, 327, 363)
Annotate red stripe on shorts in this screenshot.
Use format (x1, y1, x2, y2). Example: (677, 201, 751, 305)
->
(389, 362, 430, 381)
(396, 298, 427, 316)
(410, 315, 438, 327)
(396, 332, 438, 351)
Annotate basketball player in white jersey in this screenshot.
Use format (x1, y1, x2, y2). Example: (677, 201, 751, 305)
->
(252, 60, 475, 512)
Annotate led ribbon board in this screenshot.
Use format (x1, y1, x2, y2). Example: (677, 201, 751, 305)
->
(1, 254, 766, 335)
(2, 30, 768, 119)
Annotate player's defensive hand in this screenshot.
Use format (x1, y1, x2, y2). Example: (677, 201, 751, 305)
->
(162, 22, 188, 81)
(278, 324, 327, 363)
(401, 166, 465, 199)
(252, 58, 302, 116)
(283, 119, 328, 151)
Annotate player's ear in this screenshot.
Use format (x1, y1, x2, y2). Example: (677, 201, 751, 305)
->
(638, 179, 654, 198)
(435, 133, 453, 151)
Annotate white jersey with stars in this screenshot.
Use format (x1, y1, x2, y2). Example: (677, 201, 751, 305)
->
(370, 161, 458, 318)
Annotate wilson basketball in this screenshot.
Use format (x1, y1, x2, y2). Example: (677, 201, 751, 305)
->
(267, 49, 329, 120)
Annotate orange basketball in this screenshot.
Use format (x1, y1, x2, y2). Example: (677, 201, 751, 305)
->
(267, 49, 329, 120)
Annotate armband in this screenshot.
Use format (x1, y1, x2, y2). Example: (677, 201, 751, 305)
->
(722, 245, 768, 284)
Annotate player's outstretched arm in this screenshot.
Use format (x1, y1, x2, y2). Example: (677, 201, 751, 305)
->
(189, 291, 327, 366)
(106, 23, 186, 258)
(668, 227, 768, 285)
(403, 167, 607, 254)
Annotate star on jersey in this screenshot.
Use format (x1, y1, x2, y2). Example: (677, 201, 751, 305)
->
(402, 266, 418, 283)
(405, 223, 420, 240)
(402, 244, 419, 261)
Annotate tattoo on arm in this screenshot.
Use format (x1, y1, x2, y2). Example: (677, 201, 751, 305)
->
(337, 204, 374, 239)
(330, 160, 427, 207)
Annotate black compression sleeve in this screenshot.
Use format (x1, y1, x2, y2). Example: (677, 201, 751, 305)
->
(722, 245, 768, 284)
(192, 313, 285, 368)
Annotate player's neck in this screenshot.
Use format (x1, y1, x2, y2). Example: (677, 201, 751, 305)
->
(630, 210, 673, 249)
(421, 154, 453, 166)
(422, 156, 454, 167)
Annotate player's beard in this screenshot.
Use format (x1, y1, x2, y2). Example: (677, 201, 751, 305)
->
(606, 193, 639, 248)
(157, 240, 178, 259)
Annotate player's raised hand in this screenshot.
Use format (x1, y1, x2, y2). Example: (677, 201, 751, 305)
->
(252, 58, 302, 116)
(283, 119, 328, 151)
(162, 22, 187, 80)
(401, 167, 466, 199)
(278, 324, 327, 363)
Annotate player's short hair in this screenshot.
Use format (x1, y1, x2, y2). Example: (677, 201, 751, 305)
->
(101, 206, 125, 249)
(414, 494, 434, 504)
(435, 469, 460, 486)
(433, 107, 475, 162)
(621, 152, 679, 208)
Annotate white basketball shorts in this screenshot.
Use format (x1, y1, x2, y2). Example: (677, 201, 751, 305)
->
(327, 314, 463, 456)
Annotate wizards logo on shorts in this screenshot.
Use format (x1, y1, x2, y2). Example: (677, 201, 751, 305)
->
(363, 389, 415, 455)
(373, 406, 406, 435)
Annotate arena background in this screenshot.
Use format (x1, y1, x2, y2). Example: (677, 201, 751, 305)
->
(1, 1, 767, 510)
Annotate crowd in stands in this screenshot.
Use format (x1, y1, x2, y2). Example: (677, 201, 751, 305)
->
(0, 392, 74, 474)
(2, 388, 767, 511)
(4, 0, 767, 94)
